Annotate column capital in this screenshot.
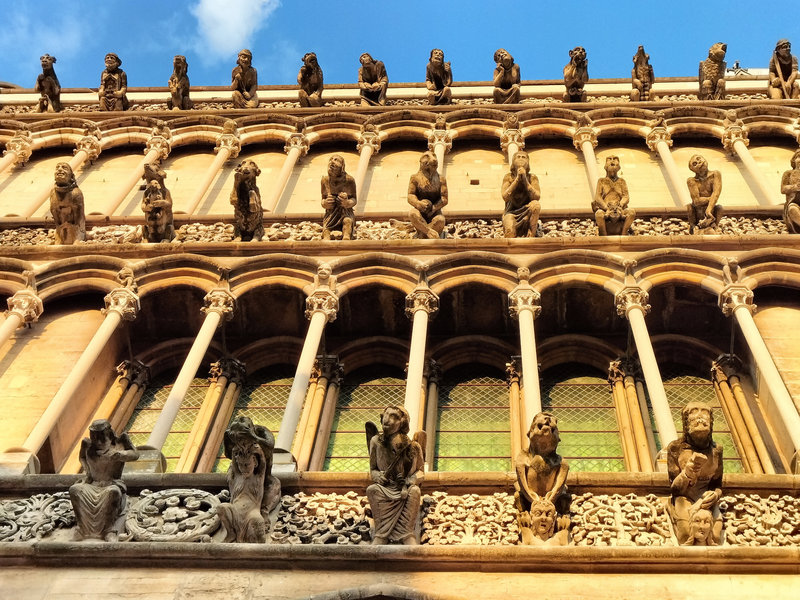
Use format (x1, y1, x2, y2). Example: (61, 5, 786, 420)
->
(607, 359, 626, 384)
(356, 131, 381, 154)
(285, 132, 310, 156)
(316, 354, 341, 379)
(572, 125, 598, 150)
(3, 129, 33, 166)
(75, 131, 102, 163)
(711, 353, 742, 382)
(719, 284, 756, 316)
(426, 358, 441, 384)
(214, 126, 241, 160)
(117, 359, 150, 387)
(506, 357, 521, 385)
(145, 124, 172, 161)
(305, 287, 339, 322)
(645, 126, 672, 152)
(426, 128, 454, 153)
(500, 128, 525, 154)
(202, 288, 236, 322)
(209, 357, 246, 385)
(615, 286, 650, 317)
(405, 287, 439, 318)
(722, 124, 748, 153)
(103, 287, 140, 321)
(508, 285, 541, 319)
(6, 289, 43, 324)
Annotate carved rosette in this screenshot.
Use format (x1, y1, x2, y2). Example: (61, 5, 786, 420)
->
(508, 286, 541, 319)
(0, 492, 75, 542)
(102, 287, 140, 321)
(6, 289, 43, 324)
(356, 131, 381, 154)
(3, 129, 33, 166)
(719, 284, 756, 317)
(615, 287, 651, 317)
(722, 125, 748, 154)
(214, 132, 241, 160)
(75, 131, 102, 163)
(405, 287, 439, 318)
(645, 127, 672, 152)
(500, 128, 525, 154)
(124, 488, 220, 542)
(305, 288, 339, 322)
(421, 492, 519, 545)
(426, 129, 453, 154)
(571, 492, 674, 546)
(284, 133, 310, 157)
(201, 289, 236, 323)
(571, 126, 598, 151)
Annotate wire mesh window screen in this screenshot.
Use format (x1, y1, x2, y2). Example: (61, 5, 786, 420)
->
(323, 367, 406, 473)
(648, 363, 744, 473)
(435, 365, 510, 472)
(540, 363, 625, 472)
(124, 371, 209, 473)
(213, 365, 294, 473)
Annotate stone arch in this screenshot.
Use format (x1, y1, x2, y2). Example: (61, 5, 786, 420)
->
(36, 255, 129, 302)
(135, 338, 224, 378)
(229, 253, 318, 297)
(651, 333, 724, 372)
(632, 248, 727, 295)
(429, 335, 516, 372)
(0, 258, 36, 296)
(526, 250, 626, 295)
(336, 336, 410, 374)
(426, 251, 517, 295)
(538, 334, 624, 372)
(737, 249, 800, 291)
(136, 254, 224, 297)
(332, 252, 421, 297)
(25, 117, 98, 150)
(93, 115, 165, 150)
(232, 336, 303, 374)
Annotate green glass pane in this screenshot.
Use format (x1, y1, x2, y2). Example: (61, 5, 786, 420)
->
(436, 457, 510, 471)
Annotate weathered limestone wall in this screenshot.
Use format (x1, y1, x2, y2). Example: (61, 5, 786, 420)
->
(753, 305, 800, 414)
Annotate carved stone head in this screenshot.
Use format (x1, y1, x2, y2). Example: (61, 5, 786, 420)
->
(237, 49, 253, 68)
(429, 48, 444, 65)
(529, 497, 557, 541)
(633, 45, 649, 65)
(708, 43, 727, 62)
(88, 419, 116, 452)
(104, 53, 122, 70)
(791, 148, 800, 170)
(569, 46, 587, 66)
(528, 412, 560, 456)
(173, 55, 188, 75)
(235, 159, 261, 180)
(688, 154, 708, 176)
(511, 150, 530, 174)
(604, 156, 621, 178)
(419, 150, 438, 175)
(303, 52, 318, 68)
(381, 405, 410, 436)
(681, 401, 714, 448)
(688, 506, 716, 545)
(360, 53, 374, 66)
(40, 54, 56, 71)
(494, 48, 513, 67)
(54, 162, 76, 187)
(328, 154, 345, 177)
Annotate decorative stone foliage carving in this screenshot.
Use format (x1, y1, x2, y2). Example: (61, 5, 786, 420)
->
(3, 128, 33, 165)
(721, 493, 800, 546)
(421, 492, 518, 545)
(0, 492, 74, 542)
(571, 492, 674, 546)
(271, 492, 372, 545)
(124, 488, 220, 542)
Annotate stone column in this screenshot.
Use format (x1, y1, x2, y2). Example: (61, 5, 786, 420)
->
(427, 128, 453, 177)
(0, 289, 43, 352)
(18, 128, 102, 218)
(572, 124, 600, 194)
(616, 286, 678, 445)
(506, 358, 523, 461)
(404, 286, 439, 434)
(308, 362, 344, 471)
(95, 126, 172, 216)
(719, 285, 800, 462)
(275, 281, 338, 453)
(608, 360, 640, 471)
(722, 123, 777, 206)
(353, 130, 381, 214)
(0, 129, 33, 177)
(500, 127, 525, 165)
(20, 287, 139, 456)
(423, 360, 441, 469)
(146, 288, 235, 452)
(264, 133, 309, 213)
(645, 126, 692, 208)
(508, 273, 542, 425)
(180, 122, 241, 215)
(296, 355, 339, 471)
(195, 359, 247, 472)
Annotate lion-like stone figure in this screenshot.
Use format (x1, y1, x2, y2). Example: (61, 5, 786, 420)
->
(666, 401, 723, 546)
(563, 46, 589, 103)
(768, 39, 800, 99)
(699, 43, 727, 100)
(230, 160, 264, 242)
(140, 162, 175, 243)
(631, 45, 654, 102)
(217, 416, 281, 544)
(50, 162, 85, 245)
(514, 412, 570, 545)
(167, 55, 192, 110)
(35, 54, 62, 113)
(781, 148, 800, 234)
(298, 52, 324, 107)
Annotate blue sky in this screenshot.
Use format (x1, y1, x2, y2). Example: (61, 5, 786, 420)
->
(0, 0, 792, 88)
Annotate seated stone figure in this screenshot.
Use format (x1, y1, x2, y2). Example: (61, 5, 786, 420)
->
(699, 43, 727, 100)
(502, 150, 541, 238)
(50, 162, 85, 245)
(686, 154, 722, 234)
(230, 160, 264, 242)
(426, 49, 452, 105)
(666, 401, 723, 545)
(321, 154, 357, 240)
(781, 148, 800, 233)
(365, 406, 425, 545)
(563, 46, 589, 103)
(514, 412, 570, 545)
(593, 156, 635, 236)
(35, 54, 62, 113)
(358, 53, 388, 106)
(69, 420, 139, 541)
(631, 45, 654, 102)
(298, 52, 324, 107)
(769, 39, 800, 99)
(167, 55, 192, 110)
(141, 162, 175, 243)
(231, 49, 259, 108)
(408, 151, 448, 239)
(217, 416, 281, 543)
(98, 52, 129, 111)
(492, 48, 521, 104)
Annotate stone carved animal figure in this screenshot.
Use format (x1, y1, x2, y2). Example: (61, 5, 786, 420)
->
(699, 43, 727, 100)
(230, 160, 264, 242)
(167, 55, 192, 110)
(35, 54, 62, 112)
(298, 52, 324, 107)
(631, 45, 654, 101)
(563, 46, 589, 102)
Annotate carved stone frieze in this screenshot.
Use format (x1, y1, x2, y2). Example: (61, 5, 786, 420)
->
(271, 492, 372, 545)
(102, 287, 140, 321)
(124, 488, 220, 542)
(0, 492, 74, 542)
(721, 493, 800, 546)
(570, 492, 674, 546)
(421, 492, 519, 545)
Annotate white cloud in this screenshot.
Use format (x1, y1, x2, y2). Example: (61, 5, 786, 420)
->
(191, 0, 281, 62)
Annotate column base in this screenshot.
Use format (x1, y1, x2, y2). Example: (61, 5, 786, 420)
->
(124, 446, 166, 474)
(273, 449, 298, 473)
(0, 450, 40, 475)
